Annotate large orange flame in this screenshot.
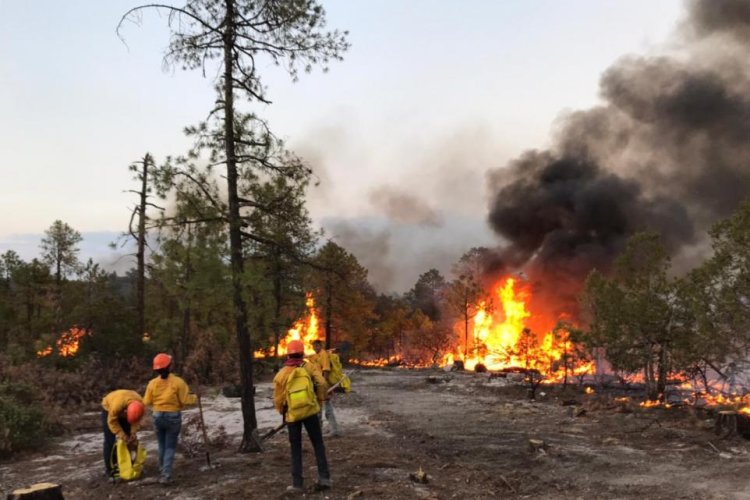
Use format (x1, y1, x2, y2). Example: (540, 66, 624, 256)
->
(36, 327, 87, 358)
(255, 293, 319, 358)
(449, 277, 594, 381)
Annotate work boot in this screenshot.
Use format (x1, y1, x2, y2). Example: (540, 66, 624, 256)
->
(285, 485, 303, 494)
(158, 476, 173, 485)
(312, 478, 331, 491)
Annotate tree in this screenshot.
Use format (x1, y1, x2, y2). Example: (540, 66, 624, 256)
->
(119, 0, 348, 452)
(673, 199, 750, 389)
(408, 310, 454, 365)
(243, 175, 319, 360)
(125, 153, 164, 341)
(309, 241, 375, 352)
(40, 220, 82, 287)
(581, 232, 678, 400)
(446, 248, 492, 359)
(407, 269, 447, 322)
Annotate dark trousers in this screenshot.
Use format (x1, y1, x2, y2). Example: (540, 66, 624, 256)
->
(102, 411, 131, 476)
(287, 413, 330, 488)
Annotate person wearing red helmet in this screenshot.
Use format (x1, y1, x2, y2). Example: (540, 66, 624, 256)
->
(143, 353, 197, 484)
(273, 339, 331, 493)
(101, 389, 144, 479)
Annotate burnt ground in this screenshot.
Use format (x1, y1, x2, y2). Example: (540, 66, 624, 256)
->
(3, 368, 750, 499)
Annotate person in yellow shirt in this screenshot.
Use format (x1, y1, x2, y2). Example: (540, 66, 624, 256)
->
(143, 353, 197, 484)
(310, 339, 340, 436)
(101, 389, 144, 479)
(273, 340, 331, 493)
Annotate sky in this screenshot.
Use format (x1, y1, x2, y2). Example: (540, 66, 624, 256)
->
(0, 0, 685, 291)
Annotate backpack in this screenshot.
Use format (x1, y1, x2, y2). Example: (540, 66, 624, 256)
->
(327, 351, 351, 393)
(111, 439, 147, 481)
(285, 361, 320, 423)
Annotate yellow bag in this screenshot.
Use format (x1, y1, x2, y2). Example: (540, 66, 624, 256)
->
(112, 439, 147, 481)
(285, 362, 320, 423)
(328, 352, 351, 393)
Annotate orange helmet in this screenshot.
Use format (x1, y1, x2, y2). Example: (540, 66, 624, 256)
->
(153, 353, 172, 370)
(287, 340, 305, 355)
(127, 400, 145, 424)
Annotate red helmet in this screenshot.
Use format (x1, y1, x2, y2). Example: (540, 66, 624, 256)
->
(153, 353, 172, 370)
(287, 340, 305, 355)
(127, 401, 145, 424)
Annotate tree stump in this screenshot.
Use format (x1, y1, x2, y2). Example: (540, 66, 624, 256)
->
(715, 410, 738, 439)
(6, 483, 64, 500)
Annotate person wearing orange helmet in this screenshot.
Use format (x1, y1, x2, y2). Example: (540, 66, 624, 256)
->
(143, 353, 197, 484)
(273, 339, 331, 493)
(101, 389, 144, 479)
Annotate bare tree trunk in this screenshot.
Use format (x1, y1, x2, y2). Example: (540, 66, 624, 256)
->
(464, 299, 469, 360)
(272, 247, 282, 365)
(136, 154, 151, 341)
(180, 224, 193, 366)
(325, 278, 332, 350)
(223, 0, 261, 453)
(656, 343, 668, 401)
(645, 344, 657, 400)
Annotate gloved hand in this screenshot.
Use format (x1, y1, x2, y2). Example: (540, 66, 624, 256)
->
(126, 434, 138, 447)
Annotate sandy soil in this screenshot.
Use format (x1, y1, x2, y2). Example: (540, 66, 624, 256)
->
(3, 368, 750, 499)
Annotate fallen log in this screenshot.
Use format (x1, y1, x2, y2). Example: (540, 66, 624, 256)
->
(6, 483, 64, 500)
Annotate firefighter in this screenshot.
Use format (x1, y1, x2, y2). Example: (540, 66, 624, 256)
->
(101, 389, 144, 479)
(143, 353, 197, 484)
(273, 339, 331, 493)
(310, 339, 340, 436)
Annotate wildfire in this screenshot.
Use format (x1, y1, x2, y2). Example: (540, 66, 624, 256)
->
(36, 326, 87, 358)
(447, 277, 595, 381)
(255, 293, 319, 358)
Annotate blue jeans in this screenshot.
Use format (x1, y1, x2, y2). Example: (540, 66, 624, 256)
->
(102, 411, 131, 477)
(154, 412, 182, 479)
(288, 413, 330, 488)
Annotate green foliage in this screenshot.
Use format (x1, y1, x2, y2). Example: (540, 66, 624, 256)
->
(581, 232, 677, 399)
(40, 220, 82, 284)
(308, 241, 376, 353)
(407, 269, 447, 322)
(0, 382, 50, 457)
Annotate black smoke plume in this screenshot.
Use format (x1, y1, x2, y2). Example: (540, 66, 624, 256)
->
(487, 0, 750, 319)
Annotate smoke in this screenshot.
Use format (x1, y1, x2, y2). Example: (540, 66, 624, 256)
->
(486, 0, 750, 316)
(296, 123, 502, 293)
(368, 187, 443, 227)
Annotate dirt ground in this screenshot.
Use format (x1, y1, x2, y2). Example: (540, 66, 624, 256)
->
(3, 368, 750, 499)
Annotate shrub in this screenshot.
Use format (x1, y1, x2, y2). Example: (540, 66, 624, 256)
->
(0, 383, 49, 457)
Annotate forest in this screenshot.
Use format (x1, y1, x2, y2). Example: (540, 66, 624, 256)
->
(4, 1, 750, 498)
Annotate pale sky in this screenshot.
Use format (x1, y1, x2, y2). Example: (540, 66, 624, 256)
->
(0, 0, 685, 290)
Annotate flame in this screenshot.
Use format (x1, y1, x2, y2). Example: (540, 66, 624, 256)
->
(585, 387, 594, 394)
(451, 277, 595, 381)
(56, 327, 87, 357)
(36, 327, 87, 358)
(350, 277, 596, 380)
(255, 293, 319, 358)
(36, 345, 53, 357)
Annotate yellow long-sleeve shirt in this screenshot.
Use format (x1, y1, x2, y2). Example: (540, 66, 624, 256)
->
(143, 374, 197, 412)
(273, 360, 329, 416)
(101, 389, 142, 440)
(308, 348, 331, 374)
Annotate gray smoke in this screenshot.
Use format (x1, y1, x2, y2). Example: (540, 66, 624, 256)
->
(487, 0, 750, 316)
(368, 187, 443, 227)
